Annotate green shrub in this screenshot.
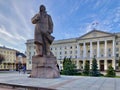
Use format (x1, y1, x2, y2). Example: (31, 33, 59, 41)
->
(90, 57, 100, 76)
(62, 58, 78, 75)
(106, 65, 116, 77)
(83, 61, 90, 76)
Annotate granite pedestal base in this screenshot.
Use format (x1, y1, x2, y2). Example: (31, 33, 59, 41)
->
(30, 56, 60, 78)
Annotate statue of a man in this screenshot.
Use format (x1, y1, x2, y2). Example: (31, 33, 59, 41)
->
(31, 5, 54, 56)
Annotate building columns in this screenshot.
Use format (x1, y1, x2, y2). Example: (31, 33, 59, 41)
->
(104, 40, 107, 57)
(90, 42, 93, 58)
(97, 41, 100, 58)
(77, 44, 80, 69)
(105, 60, 107, 70)
(112, 39, 115, 56)
(77, 44, 80, 58)
(83, 42, 86, 58)
(90, 59, 92, 69)
(97, 60, 100, 69)
(83, 60, 85, 69)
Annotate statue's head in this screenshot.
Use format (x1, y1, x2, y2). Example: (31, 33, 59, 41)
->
(40, 5, 46, 12)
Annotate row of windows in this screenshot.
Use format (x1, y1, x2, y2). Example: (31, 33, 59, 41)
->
(58, 53, 118, 60)
(51, 45, 77, 50)
(0, 51, 15, 55)
(53, 48, 119, 53)
(55, 48, 117, 56)
(0, 65, 15, 69)
(59, 50, 77, 55)
(51, 47, 119, 52)
(58, 56, 77, 60)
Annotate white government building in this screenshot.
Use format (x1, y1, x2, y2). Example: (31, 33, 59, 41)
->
(26, 30, 120, 71)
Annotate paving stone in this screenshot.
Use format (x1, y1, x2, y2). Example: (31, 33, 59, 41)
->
(0, 73, 120, 90)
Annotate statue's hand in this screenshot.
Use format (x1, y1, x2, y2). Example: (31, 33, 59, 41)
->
(31, 14, 40, 24)
(47, 30, 52, 34)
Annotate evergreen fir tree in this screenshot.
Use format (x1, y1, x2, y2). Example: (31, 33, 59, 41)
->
(83, 61, 90, 76)
(118, 57, 120, 69)
(91, 56, 99, 76)
(106, 65, 116, 77)
(62, 58, 77, 75)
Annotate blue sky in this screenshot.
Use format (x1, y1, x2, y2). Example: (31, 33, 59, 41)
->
(0, 0, 120, 52)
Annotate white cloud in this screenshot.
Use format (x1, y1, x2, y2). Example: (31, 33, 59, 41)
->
(70, 1, 81, 14)
(0, 25, 13, 38)
(12, 1, 32, 33)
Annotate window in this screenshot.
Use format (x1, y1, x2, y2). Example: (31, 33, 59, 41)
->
(60, 61, 62, 64)
(51, 48, 52, 50)
(55, 48, 57, 50)
(88, 50, 90, 53)
(94, 49, 96, 53)
(116, 54, 119, 57)
(60, 52, 62, 55)
(29, 46, 31, 49)
(108, 48, 111, 52)
(59, 56, 62, 59)
(70, 51, 72, 54)
(60, 47, 62, 50)
(81, 50, 83, 53)
(101, 54, 103, 57)
(116, 48, 119, 52)
(70, 46, 72, 49)
(75, 56, 77, 58)
(108, 54, 111, 57)
(75, 50, 77, 54)
(55, 52, 57, 55)
(101, 49, 104, 52)
(116, 42, 119, 45)
(75, 46, 77, 48)
(65, 46, 66, 49)
(4, 65, 6, 69)
(29, 61, 31, 64)
(65, 51, 67, 54)
(29, 52, 31, 55)
(94, 55, 96, 57)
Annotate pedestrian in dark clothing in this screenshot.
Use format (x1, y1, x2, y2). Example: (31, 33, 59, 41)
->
(18, 63, 22, 74)
(22, 65, 26, 74)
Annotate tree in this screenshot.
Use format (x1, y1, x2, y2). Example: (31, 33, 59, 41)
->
(118, 57, 120, 68)
(90, 57, 99, 76)
(83, 61, 90, 76)
(106, 65, 116, 77)
(0, 54, 4, 64)
(62, 58, 77, 75)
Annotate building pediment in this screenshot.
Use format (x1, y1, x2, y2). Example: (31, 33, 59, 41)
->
(78, 30, 114, 39)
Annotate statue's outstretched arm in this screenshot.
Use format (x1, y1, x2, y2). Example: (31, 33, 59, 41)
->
(31, 14, 40, 24)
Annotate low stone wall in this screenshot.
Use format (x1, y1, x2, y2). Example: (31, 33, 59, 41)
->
(0, 83, 55, 90)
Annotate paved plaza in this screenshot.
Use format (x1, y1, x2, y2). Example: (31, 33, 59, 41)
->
(0, 72, 120, 90)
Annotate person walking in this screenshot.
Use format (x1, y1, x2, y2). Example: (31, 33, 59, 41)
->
(22, 65, 26, 74)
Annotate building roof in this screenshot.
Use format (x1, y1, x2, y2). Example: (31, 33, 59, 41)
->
(52, 38, 77, 44)
(26, 30, 120, 44)
(16, 52, 26, 57)
(78, 29, 115, 39)
(0, 46, 16, 51)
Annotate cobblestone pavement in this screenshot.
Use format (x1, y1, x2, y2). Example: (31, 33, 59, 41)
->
(0, 72, 120, 90)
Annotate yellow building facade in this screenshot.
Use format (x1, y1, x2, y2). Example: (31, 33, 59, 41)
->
(0, 46, 16, 70)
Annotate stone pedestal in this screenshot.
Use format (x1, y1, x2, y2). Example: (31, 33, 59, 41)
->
(30, 56, 60, 78)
